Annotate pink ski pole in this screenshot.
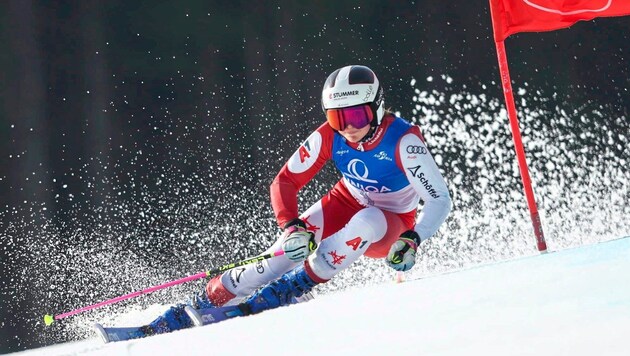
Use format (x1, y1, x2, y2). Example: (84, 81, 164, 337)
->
(44, 250, 285, 326)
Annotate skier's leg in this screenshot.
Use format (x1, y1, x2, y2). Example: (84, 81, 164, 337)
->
(243, 206, 401, 313)
(206, 196, 338, 306)
(305, 206, 394, 280)
(205, 237, 299, 306)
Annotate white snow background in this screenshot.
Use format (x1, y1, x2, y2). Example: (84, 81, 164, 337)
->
(10, 235, 630, 356)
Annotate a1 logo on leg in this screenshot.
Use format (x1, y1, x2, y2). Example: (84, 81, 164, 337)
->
(345, 236, 367, 251)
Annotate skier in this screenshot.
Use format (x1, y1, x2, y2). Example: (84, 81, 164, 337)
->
(143, 64, 452, 334)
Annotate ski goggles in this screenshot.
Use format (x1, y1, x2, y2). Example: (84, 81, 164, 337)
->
(325, 104, 374, 131)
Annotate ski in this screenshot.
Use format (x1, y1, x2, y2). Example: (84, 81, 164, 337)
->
(93, 304, 248, 343)
(94, 291, 317, 342)
(186, 291, 315, 327)
(94, 323, 153, 343)
(185, 304, 247, 327)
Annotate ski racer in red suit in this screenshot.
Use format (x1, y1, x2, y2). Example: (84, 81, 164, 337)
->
(145, 65, 452, 332)
(204, 64, 452, 308)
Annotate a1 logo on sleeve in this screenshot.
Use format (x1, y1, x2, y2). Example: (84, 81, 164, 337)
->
(287, 131, 322, 173)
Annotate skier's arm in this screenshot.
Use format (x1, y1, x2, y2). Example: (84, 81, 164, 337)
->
(270, 124, 333, 227)
(397, 128, 452, 241)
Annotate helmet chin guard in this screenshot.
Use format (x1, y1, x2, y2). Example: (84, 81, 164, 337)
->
(321, 65, 385, 127)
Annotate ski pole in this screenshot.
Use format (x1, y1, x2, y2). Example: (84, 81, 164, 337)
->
(44, 250, 285, 326)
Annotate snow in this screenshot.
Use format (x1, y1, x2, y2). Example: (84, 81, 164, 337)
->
(11, 236, 630, 356)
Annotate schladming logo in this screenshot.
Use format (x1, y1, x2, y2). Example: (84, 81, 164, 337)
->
(374, 151, 392, 161)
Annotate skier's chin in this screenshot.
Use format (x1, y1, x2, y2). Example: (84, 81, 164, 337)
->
(340, 128, 369, 143)
(342, 133, 362, 142)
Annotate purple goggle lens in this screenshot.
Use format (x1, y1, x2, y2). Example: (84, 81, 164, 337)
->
(326, 104, 374, 131)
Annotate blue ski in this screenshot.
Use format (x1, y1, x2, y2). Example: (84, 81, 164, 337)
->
(93, 304, 248, 343)
(93, 323, 152, 343)
(185, 292, 315, 327)
(94, 292, 316, 342)
(184, 304, 247, 326)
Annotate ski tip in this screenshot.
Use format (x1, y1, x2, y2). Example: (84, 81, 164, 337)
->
(184, 306, 203, 327)
(44, 314, 55, 326)
(93, 323, 110, 343)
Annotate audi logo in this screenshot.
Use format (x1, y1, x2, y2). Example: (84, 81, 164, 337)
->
(406, 145, 427, 154)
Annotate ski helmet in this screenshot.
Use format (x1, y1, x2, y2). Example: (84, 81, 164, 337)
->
(321, 65, 385, 130)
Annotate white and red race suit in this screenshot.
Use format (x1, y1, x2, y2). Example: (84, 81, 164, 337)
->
(206, 115, 452, 304)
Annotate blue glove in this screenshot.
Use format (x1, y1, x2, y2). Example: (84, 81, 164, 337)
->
(281, 219, 317, 262)
(385, 230, 421, 272)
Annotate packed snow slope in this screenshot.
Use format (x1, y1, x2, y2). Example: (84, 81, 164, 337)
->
(12, 236, 630, 356)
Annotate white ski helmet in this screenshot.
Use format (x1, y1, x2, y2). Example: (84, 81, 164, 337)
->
(321, 65, 385, 127)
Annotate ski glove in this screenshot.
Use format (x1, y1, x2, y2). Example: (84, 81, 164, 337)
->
(386, 230, 421, 272)
(281, 218, 317, 262)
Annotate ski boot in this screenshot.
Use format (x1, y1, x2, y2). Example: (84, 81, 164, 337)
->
(145, 292, 216, 334)
(241, 264, 318, 315)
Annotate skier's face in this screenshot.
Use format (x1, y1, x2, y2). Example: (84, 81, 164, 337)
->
(338, 123, 372, 143)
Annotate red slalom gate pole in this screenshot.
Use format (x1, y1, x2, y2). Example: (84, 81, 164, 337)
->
(494, 40, 548, 252)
